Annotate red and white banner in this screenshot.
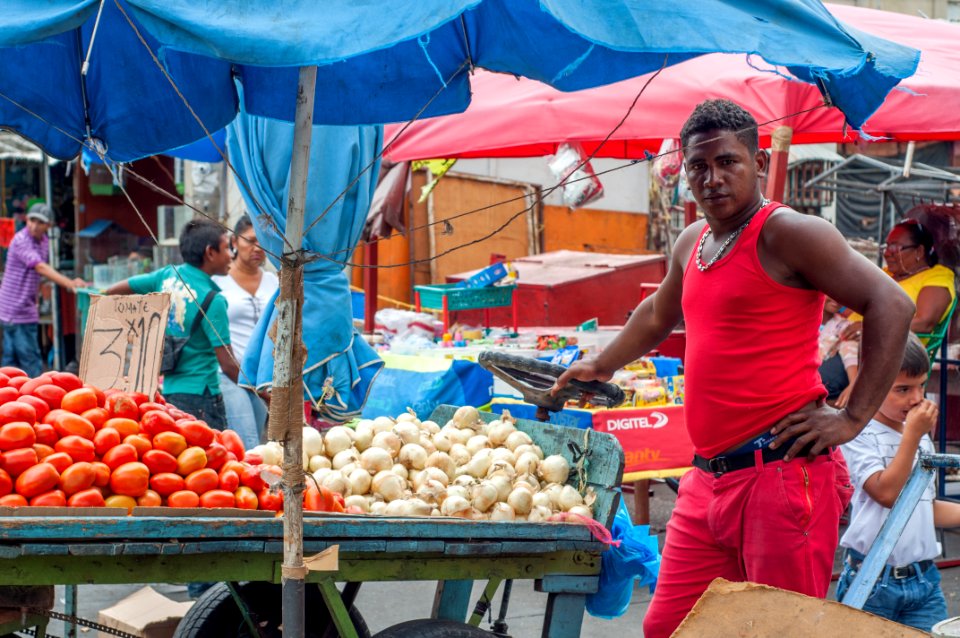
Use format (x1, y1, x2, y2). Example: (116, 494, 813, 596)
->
(592, 404, 694, 475)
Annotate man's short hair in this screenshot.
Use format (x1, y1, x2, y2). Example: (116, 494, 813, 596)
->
(901, 332, 930, 378)
(680, 99, 759, 154)
(179, 218, 226, 268)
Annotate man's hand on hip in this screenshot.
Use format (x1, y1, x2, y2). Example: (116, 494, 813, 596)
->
(768, 405, 861, 462)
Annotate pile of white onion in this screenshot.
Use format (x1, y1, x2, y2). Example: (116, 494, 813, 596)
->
(253, 406, 596, 521)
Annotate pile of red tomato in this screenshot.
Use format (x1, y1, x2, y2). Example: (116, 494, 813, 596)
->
(0, 367, 297, 512)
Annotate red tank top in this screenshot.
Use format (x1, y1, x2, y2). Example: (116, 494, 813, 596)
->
(681, 201, 826, 457)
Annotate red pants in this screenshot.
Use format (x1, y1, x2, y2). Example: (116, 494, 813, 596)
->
(643, 450, 852, 638)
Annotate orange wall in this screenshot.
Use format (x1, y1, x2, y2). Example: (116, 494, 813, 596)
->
(542, 205, 651, 254)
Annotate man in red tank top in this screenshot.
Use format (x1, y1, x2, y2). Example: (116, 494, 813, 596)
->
(555, 100, 915, 637)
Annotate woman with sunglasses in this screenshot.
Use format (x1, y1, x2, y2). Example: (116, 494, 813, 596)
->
(213, 215, 279, 449)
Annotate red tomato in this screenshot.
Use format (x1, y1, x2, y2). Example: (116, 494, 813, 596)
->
(257, 487, 283, 512)
(55, 435, 95, 463)
(0, 422, 35, 451)
(0, 373, 7, 388)
(43, 452, 73, 474)
(168, 409, 187, 420)
(32, 423, 57, 447)
(2, 448, 38, 477)
(15, 463, 60, 498)
(0, 494, 27, 507)
(90, 462, 111, 488)
(304, 484, 346, 513)
(17, 395, 49, 422)
(184, 468, 219, 495)
(242, 452, 263, 465)
(0, 367, 26, 379)
(60, 462, 96, 495)
(0, 387, 20, 404)
(30, 489, 67, 507)
(103, 418, 139, 438)
(0, 468, 11, 496)
(218, 469, 240, 492)
(6, 377, 29, 391)
(0, 401, 37, 426)
(176, 447, 207, 476)
(221, 460, 246, 477)
(152, 431, 187, 457)
(106, 394, 139, 421)
(140, 410, 177, 438)
(219, 430, 245, 460)
(141, 449, 178, 475)
(204, 442, 228, 471)
(234, 486, 259, 510)
(101, 443, 138, 471)
(137, 489, 162, 507)
(177, 421, 216, 448)
(104, 494, 136, 512)
(32, 385, 66, 410)
(225, 452, 238, 463)
(41, 408, 68, 425)
(137, 402, 168, 419)
(127, 392, 150, 406)
(80, 407, 110, 430)
(149, 472, 186, 497)
(200, 489, 235, 508)
(51, 413, 96, 440)
(68, 488, 106, 507)
(93, 428, 122, 457)
(32, 444, 54, 461)
(123, 434, 152, 458)
(60, 388, 98, 415)
(49, 372, 83, 393)
(83, 384, 106, 408)
(109, 462, 150, 497)
(240, 464, 267, 491)
(17, 377, 49, 397)
(167, 490, 200, 508)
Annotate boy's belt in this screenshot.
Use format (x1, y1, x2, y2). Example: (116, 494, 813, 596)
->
(846, 550, 934, 580)
(693, 440, 829, 476)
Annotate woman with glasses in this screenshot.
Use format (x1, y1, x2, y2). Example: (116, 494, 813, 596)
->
(213, 215, 279, 449)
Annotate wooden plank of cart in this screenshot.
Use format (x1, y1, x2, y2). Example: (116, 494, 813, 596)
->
(0, 405, 624, 638)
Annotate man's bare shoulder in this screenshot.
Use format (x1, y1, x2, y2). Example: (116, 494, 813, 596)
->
(671, 219, 708, 270)
(762, 206, 842, 248)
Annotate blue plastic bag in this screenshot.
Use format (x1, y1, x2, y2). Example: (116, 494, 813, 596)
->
(585, 497, 661, 619)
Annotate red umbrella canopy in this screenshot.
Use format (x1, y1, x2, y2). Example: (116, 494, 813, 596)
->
(384, 4, 959, 161)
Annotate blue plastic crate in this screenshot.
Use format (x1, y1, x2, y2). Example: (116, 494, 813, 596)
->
(415, 283, 515, 311)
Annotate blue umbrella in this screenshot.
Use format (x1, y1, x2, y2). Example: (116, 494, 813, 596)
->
(1, 0, 919, 163)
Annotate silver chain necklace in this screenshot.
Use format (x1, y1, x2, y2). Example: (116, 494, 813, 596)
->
(695, 198, 770, 272)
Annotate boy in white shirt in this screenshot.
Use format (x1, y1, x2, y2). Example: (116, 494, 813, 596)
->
(837, 333, 960, 631)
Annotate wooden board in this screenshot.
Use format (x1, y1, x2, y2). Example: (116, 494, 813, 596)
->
(430, 405, 624, 528)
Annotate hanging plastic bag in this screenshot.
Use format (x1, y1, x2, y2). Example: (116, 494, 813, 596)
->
(547, 143, 604, 209)
(585, 497, 661, 619)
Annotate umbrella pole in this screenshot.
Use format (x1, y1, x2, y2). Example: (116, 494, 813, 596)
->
(272, 64, 317, 638)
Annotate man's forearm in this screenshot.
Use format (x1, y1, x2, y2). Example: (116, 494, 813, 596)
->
(845, 295, 914, 429)
(35, 262, 72, 289)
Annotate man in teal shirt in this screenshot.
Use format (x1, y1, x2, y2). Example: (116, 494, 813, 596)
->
(108, 219, 239, 428)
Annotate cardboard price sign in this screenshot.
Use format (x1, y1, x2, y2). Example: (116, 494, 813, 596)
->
(79, 293, 170, 398)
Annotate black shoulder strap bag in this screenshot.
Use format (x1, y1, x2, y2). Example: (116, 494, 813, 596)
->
(160, 289, 218, 376)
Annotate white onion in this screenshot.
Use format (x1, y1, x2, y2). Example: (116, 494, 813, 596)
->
(384, 499, 409, 516)
(396, 411, 419, 423)
(488, 420, 516, 447)
(359, 447, 393, 474)
(416, 479, 447, 504)
(514, 473, 541, 493)
(348, 468, 372, 496)
(472, 481, 499, 512)
(448, 444, 471, 466)
(489, 502, 516, 521)
(372, 416, 395, 434)
(487, 461, 516, 480)
(527, 505, 553, 522)
(393, 421, 420, 445)
(453, 405, 481, 429)
(426, 451, 457, 481)
(303, 427, 324, 458)
(508, 487, 534, 515)
(490, 448, 516, 466)
(445, 485, 470, 502)
(460, 448, 493, 479)
(399, 443, 428, 470)
(539, 455, 570, 484)
(431, 431, 453, 453)
(514, 444, 544, 460)
(440, 495, 472, 517)
(391, 463, 409, 480)
(312, 468, 332, 484)
(321, 470, 351, 497)
(372, 470, 405, 501)
(339, 462, 358, 477)
(568, 505, 593, 519)
(353, 422, 374, 451)
(558, 485, 584, 511)
(466, 435, 492, 455)
(542, 483, 563, 508)
(531, 491, 553, 510)
(418, 435, 437, 455)
(504, 431, 533, 452)
(415, 467, 450, 489)
(488, 474, 513, 502)
(344, 494, 370, 512)
(324, 427, 354, 456)
(332, 448, 360, 470)
(308, 455, 331, 473)
(514, 451, 540, 476)
(405, 498, 433, 516)
(371, 431, 402, 457)
(370, 501, 388, 515)
(420, 420, 441, 435)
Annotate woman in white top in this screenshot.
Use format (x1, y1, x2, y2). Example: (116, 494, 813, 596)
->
(213, 215, 279, 449)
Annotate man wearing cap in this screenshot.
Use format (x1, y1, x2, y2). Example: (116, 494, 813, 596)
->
(0, 203, 86, 377)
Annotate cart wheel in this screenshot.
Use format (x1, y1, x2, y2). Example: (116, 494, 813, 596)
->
(373, 619, 492, 637)
(173, 581, 371, 638)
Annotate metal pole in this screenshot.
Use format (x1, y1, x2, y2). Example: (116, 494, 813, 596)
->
(274, 65, 317, 638)
(44, 155, 61, 370)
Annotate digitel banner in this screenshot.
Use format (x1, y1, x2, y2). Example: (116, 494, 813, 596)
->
(592, 404, 694, 474)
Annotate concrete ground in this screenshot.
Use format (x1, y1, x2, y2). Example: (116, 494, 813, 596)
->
(40, 479, 960, 637)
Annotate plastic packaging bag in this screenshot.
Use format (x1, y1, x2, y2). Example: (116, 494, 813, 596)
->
(547, 143, 604, 209)
(585, 497, 661, 619)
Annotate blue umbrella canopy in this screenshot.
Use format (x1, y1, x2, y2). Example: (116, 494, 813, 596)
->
(1, 0, 919, 162)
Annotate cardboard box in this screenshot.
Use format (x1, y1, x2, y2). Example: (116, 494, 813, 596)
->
(97, 586, 194, 638)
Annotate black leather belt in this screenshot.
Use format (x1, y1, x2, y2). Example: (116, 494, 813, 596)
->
(847, 551, 934, 580)
(693, 441, 829, 476)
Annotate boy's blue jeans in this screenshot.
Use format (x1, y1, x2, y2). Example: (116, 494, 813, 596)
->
(1, 322, 42, 378)
(836, 549, 947, 632)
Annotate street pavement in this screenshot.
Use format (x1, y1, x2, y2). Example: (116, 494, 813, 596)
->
(44, 480, 960, 636)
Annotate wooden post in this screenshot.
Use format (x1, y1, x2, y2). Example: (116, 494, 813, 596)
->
(363, 240, 377, 334)
(683, 201, 698, 227)
(273, 64, 317, 638)
(764, 125, 793, 203)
